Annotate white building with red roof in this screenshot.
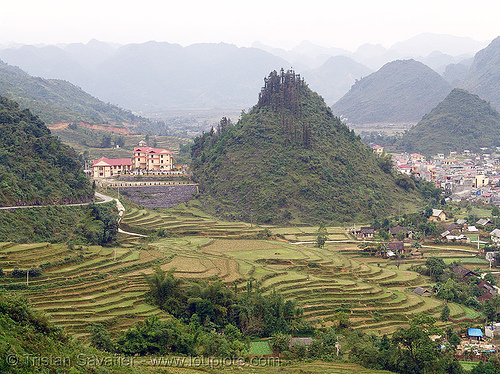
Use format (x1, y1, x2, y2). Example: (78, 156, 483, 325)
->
(133, 147, 173, 171)
(92, 157, 132, 178)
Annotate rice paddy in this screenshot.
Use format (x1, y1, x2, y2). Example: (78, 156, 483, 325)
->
(0, 202, 486, 340)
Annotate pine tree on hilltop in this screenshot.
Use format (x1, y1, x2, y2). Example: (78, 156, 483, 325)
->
(257, 69, 311, 148)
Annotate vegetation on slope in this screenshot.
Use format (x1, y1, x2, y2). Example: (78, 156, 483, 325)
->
(0, 60, 146, 125)
(0, 293, 154, 374)
(332, 59, 452, 125)
(397, 88, 500, 155)
(0, 202, 119, 245)
(0, 96, 93, 206)
(191, 69, 421, 224)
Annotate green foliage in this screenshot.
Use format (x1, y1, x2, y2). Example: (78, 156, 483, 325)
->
(144, 267, 306, 338)
(0, 292, 144, 374)
(270, 332, 291, 353)
(191, 69, 421, 224)
(440, 304, 450, 321)
(86, 323, 115, 353)
(469, 358, 500, 374)
(315, 223, 328, 248)
(348, 315, 462, 374)
(11, 267, 42, 278)
(377, 153, 394, 174)
(0, 202, 118, 244)
(397, 88, 500, 155)
(0, 96, 93, 207)
(426, 257, 447, 281)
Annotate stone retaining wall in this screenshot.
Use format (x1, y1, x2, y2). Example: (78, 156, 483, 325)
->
(111, 184, 198, 209)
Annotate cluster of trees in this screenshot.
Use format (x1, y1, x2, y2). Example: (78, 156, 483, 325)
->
(11, 267, 43, 278)
(88, 316, 248, 358)
(144, 268, 309, 338)
(347, 315, 464, 374)
(63, 123, 126, 149)
(370, 205, 444, 240)
(70, 203, 119, 246)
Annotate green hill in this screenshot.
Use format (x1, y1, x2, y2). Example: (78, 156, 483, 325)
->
(332, 59, 452, 125)
(397, 88, 500, 155)
(191, 69, 421, 224)
(0, 96, 93, 206)
(0, 59, 146, 125)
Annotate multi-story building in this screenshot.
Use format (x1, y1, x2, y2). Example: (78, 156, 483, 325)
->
(133, 147, 173, 171)
(92, 157, 132, 178)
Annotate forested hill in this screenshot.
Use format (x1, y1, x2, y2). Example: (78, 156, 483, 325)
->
(0, 60, 146, 125)
(397, 88, 500, 155)
(332, 59, 452, 125)
(0, 96, 93, 207)
(191, 69, 421, 224)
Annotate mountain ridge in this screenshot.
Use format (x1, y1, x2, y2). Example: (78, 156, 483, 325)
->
(331, 59, 453, 125)
(462, 36, 500, 111)
(0, 59, 146, 125)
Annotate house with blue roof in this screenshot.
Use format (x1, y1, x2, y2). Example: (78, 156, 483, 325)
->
(468, 328, 484, 342)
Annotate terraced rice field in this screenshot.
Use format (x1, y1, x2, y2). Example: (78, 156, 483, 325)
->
(120, 205, 262, 238)
(197, 239, 479, 335)
(0, 212, 484, 339)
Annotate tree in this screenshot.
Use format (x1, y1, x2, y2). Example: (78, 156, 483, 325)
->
(492, 206, 500, 217)
(426, 257, 446, 281)
(87, 323, 115, 352)
(270, 332, 291, 353)
(100, 134, 112, 148)
(440, 304, 450, 322)
(484, 300, 497, 322)
(144, 267, 185, 316)
(391, 314, 443, 374)
(378, 153, 394, 174)
(315, 223, 328, 248)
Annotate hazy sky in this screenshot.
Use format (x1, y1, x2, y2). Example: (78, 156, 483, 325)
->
(2, 0, 499, 50)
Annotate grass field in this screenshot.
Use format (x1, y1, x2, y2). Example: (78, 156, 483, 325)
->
(248, 340, 273, 355)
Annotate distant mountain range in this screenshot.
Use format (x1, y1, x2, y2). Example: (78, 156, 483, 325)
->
(0, 41, 289, 115)
(0, 59, 146, 125)
(301, 56, 372, 104)
(331, 59, 452, 125)
(397, 88, 500, 155)
(330, 36, 500, 127)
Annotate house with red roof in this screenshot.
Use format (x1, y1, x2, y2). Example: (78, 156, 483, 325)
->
(92, 157, 132, 178)
(133, 147, 173, 171)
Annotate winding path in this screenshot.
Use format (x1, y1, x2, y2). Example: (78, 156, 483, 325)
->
(0, 192, 114, 210)
(0, 192, 147, 238)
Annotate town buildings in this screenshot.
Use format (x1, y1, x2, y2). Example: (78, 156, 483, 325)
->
(372, 147, 500, 206)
